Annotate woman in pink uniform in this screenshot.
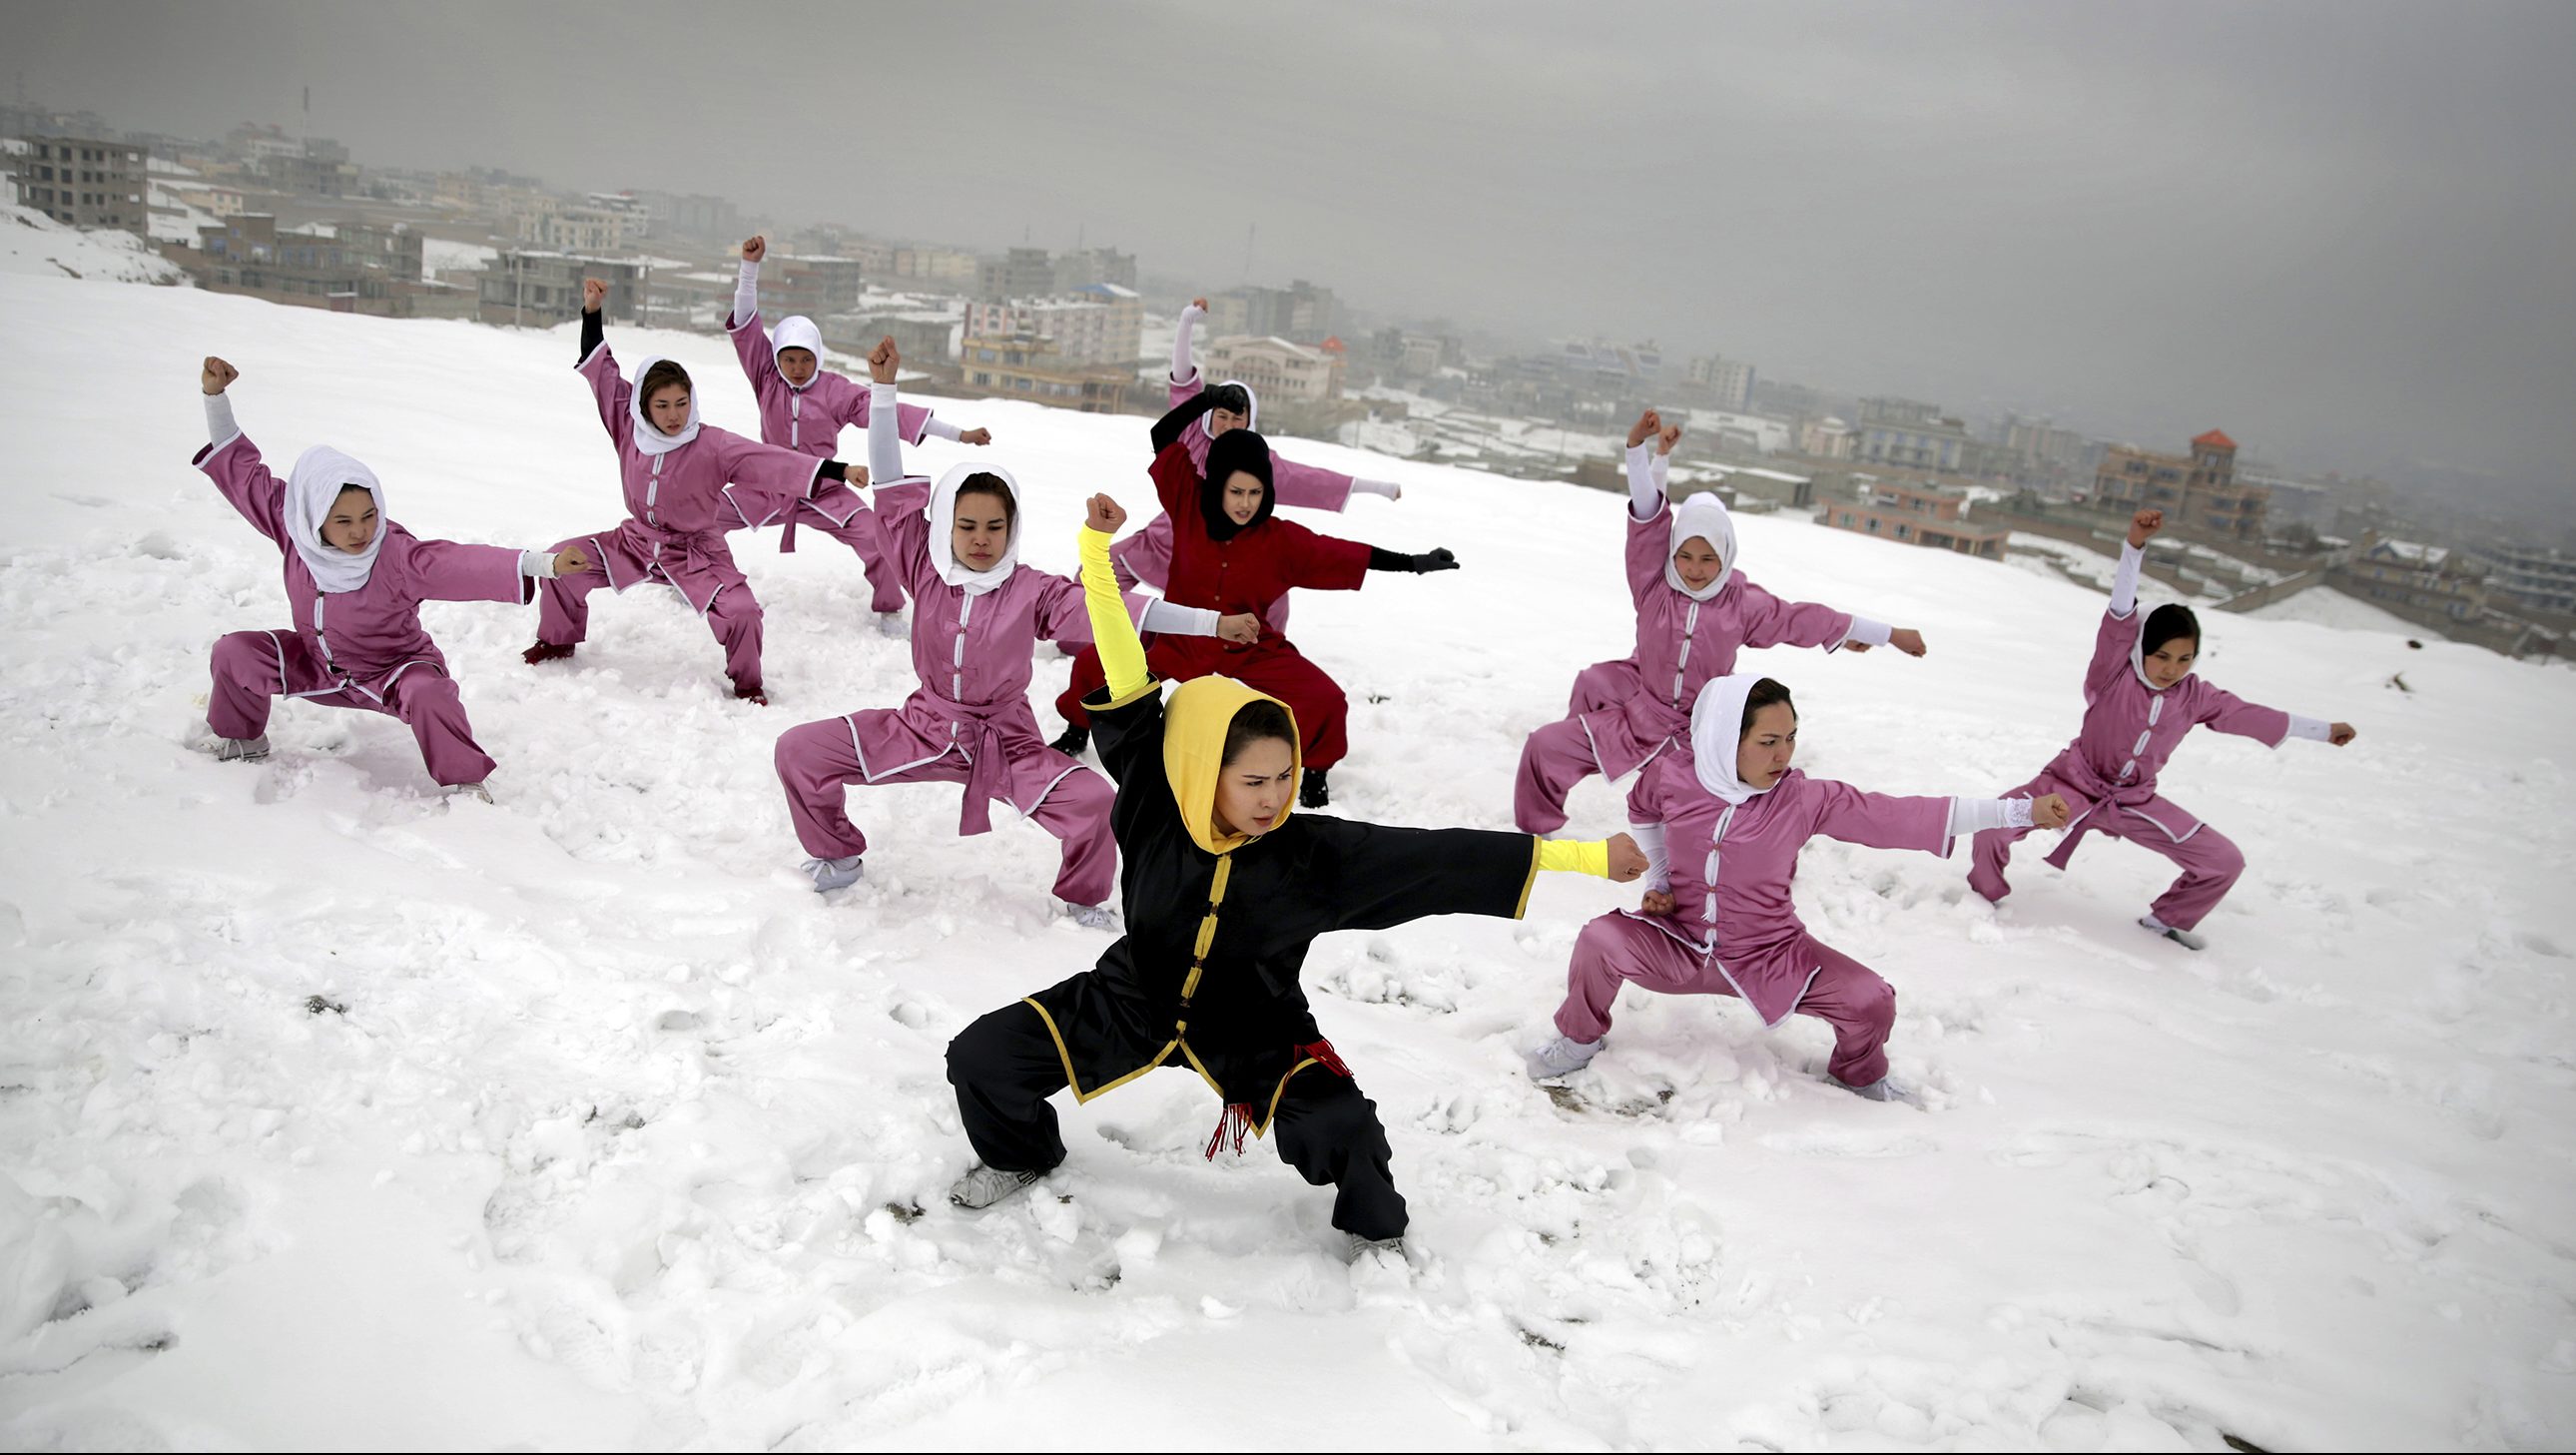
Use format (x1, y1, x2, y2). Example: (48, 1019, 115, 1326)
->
(1969, 508, 2356, 949)
(1527, 672, 2071, 1103)
(1514, 409, 1930, 836)
(522, 277, 866, 705)
(771, 341, 1135, 924)
(192, 356, 583, 799)
(723, 234, 990, 635)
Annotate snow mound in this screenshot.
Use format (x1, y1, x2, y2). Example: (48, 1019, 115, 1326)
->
(0, 204, 190, 285)
(1, 272, 2571, 1448)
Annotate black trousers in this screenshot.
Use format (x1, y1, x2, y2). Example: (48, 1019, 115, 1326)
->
(946, 997, 1409, 1239)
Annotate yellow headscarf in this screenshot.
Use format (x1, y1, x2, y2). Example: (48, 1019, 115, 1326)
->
(1161, 675, 1300, 856)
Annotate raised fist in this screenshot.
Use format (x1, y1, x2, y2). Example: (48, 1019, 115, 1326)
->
(582, 278, 607, 312)
(202, 356, 239, 395)
(740, 235, 766, 264)
(1085, 493, 1127, 534)
(1627, 408, 1662, 449)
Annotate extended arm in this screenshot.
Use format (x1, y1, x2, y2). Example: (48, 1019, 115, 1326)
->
(1151, 391, 1219, 455)
(193, 357, 287, 543)
(1170, 298, 1203, 386)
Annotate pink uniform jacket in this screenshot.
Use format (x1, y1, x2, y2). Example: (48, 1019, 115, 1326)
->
(1628, 761, 1954, 1026)
(1581, 501, 1859, 782)
(2043, 597, 2292, 857)
(725, 309, 935, 531)
(196, 430, 531, 702)
(573, 342, 826, 611)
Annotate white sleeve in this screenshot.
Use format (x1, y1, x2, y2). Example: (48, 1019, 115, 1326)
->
(1171, 304, 1203, 382)
(731, 260, 759, 329)
(2110, 541, 2144, 619)
(922, 416, 963, 441)
(1351, 477, 1401, 500)
(2285, 714, 2335, 743)
(1623, 442, 1664, 520)
(1628, 821, 1670, 892)
(867, 381, 902, 486)
(1139, 600, 1221, 637)
(1842, 616, 1894, 647)
(517, 549, 555, 578)
(204, 391, 240, 447)
(1945, 797, 2035, 838)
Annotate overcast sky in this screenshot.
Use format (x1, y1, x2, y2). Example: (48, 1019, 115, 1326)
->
(11, 0, 2571, 504)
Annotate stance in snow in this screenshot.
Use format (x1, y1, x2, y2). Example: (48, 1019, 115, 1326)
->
(945, 492, 1645, 1256)
(772, 340, 1122, 922)
(1515, 410, 1930, 835)
(723, 234, 990, 637)
(1048, 295, 1405, 764)
(1050, 388, 1461, 809)
(1968, 508, 2355, 949)
(522, 277, 866, 705)
(1528, 673, 2072, 1103)
(191, 356, 583, 799)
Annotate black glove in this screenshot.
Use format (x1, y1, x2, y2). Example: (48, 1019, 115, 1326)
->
(1410, 547, 1460, 573)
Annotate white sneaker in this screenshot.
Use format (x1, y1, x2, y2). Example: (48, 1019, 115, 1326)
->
(1827, 1074, 1924, 1107)
(443, 782, 493, 805)
(948, 1163, 1041, 1210)
(1525, 1035, 1604, 1081)
(2139, 915, 2207, 951)
(1345, 1233, 1405, 1264)
(803, 854, 864, 892)
(1062, 901, 1114, 930)
(202, 732, 270, 762)
(876, 611, 911, 640)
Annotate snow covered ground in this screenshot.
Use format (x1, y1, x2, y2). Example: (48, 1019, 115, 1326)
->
(4, 272, 2574, 1449)
(0, 206, 189, 286)
(2253, 585, 2442, 639)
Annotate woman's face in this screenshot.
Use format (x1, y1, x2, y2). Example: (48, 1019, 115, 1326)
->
(1735, 701, 1797, 790)
(2142, 637, 2198, 690)
(322, 486, 377, 554)
(1212, 736, 1295, 838)
(1221, 470, 1266, 526)
(776, 347, 819, 385)
(645, 382, 692, 435)
(950, 490, 1012, 572)
(1207, 406, 1249, 438)
(1672, 535, 1725, 592)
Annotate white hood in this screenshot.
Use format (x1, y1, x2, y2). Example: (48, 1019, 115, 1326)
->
(772, 316, 825, 390)
(1688, 672, 1777, 806)
(625, 354, 701, 456)
(927, 462, 1020, 595)
(2130, 610, 2196, 694)
(1195, 376, 1260, 441)
(1665, 490, 1738, 602)
(286, 444, 389, 594)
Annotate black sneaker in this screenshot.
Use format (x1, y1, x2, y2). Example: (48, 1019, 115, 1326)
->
(1050, 724, 1088, 756)
(1299, 768, 1331, 809)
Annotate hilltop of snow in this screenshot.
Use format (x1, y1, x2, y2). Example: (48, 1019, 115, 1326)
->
(0, 205, 190, 286)
(2, 273, 2571, 1449)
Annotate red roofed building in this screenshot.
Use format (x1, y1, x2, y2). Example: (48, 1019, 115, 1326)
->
(2093, 426, 2267, 541)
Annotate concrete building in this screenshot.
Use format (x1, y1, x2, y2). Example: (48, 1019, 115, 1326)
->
(2466, 541, 2576, 617)
(2091, 428, 2267, 541)
(891, 246, 979, 290)
(1817, 476, 2008, 560)
(759, 254, 867, 321)
(476, 252, 644, 326)
(172, 215, 476, 318)
(2001, 413, 2090, 473)
(966, 283, 1143, 367)
(1051, 247, 1137, 292)
(1797, 415, 1856, 459)
(1853, 397, 1972, 472)
(13, 135, 148, 233)
(1685, 355, 1756, 411)
(1202, 335, 1343, 403)
(2330, 539, 2489, 626)
(633, 189, 739, 242)
(1218, 280, 1342, 345)
(826, 308, 960, 367)
(977, 247, 1055, 304)
(959, 333, 1132, 413)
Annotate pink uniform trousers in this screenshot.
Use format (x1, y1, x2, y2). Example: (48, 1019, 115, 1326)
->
(1516, 654, 1659, 834)
(1968, 768, 2246, 933)
(537, 549, 766, 692)
(1552, 912, 1897, 1087)
(209, 629, 495, 787)
(773, 716, 1116, 906)
(792, 505, 907, 615)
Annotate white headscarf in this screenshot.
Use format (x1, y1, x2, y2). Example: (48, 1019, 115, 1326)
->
(2129, 608, 2195, 693)
(1665, 491, 1738, 602)
(1195, 377, 1260, 441)
(1688, 671, 1779, 805)
(286, 445, 388, 594)
(927, 462, 1020, 595)
(625, 355, 701, 456)
(772, 316, 825, 390)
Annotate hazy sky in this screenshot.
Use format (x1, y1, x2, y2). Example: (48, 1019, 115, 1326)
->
(10, 0, 2572, 501)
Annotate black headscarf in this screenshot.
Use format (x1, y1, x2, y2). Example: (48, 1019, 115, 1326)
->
(1200, 428, 1277, 542)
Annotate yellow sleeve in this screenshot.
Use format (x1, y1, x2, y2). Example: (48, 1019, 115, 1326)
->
(1080, 524, 1149, 699)
(1535, 838, 1611, 879)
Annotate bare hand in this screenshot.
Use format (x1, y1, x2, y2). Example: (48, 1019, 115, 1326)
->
(2032, 793, 2072, 830)
(552, 544, 591, 577)
(1085, 493, 1126, 534)
(1606, 833, 1647, 883)
(959, 426, 992, 446)
(582, 278, 607, 313)
(1889, 627, 1928, 658)
(2328, 722, 2357, 746)
(1637, 889, 1675, 916)
(1626, 408, 1662, 449)
(1217, 612, 1260, 644)
(1656, 421, 1682, 456)
(2128, 508, 2164, 548)
(1188, 296, 1208, 313)
(202, 356, 238, 394)
(740, 234, 766, 264)
(868, 336, 899, 384)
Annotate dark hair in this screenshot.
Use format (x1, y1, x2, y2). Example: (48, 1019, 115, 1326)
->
(1203, 382, 1252, 418)
(329, 483, 372, 507)
(1220, 699, 1297, 768)
(2142, 603, 2202, 658)
(638, 359, 692, 405)
(1739, 677, 1796, 737)
(952, 472, 1017, 523)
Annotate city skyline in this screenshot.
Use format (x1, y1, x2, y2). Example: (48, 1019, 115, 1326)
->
(7, 0, 2571, 519)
